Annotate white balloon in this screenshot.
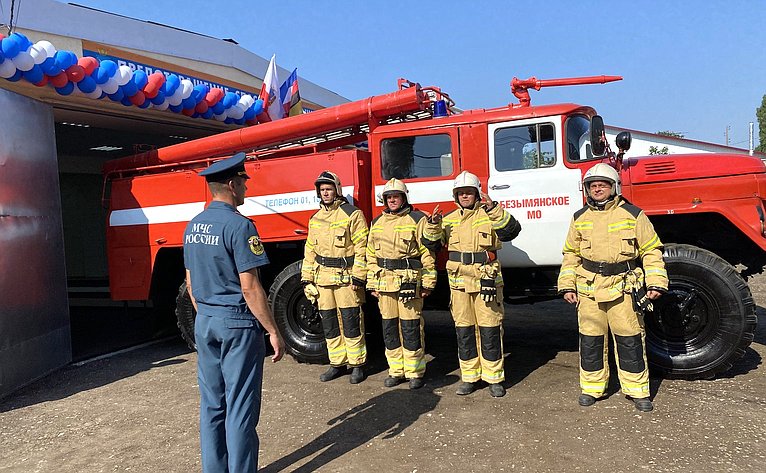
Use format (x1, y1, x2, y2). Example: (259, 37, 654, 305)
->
(0, 60, 17, 78)
(213, 112, 227, 121)
(37, 41, 56, 58)
(167, 92, 183, 106)
(154, 100, 169, 111)
(86, 87, 103, 100)
(12, 52, 35, 72)
(101, 77, 119, 94)
(228, 106, 244, 120)
(240, 94, 255, 109)
(179, 79, 193, 99)
(116, 65, 132, 86)
(30, 45, 47, 65)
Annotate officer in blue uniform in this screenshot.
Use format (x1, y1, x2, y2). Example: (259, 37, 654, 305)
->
(183, 152, 285, 473)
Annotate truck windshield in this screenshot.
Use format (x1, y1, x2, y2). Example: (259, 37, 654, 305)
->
(380, 134, 453, 179)
(565, 114, 594, 162)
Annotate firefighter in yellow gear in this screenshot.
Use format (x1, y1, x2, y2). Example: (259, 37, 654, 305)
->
(366, 178, 437, 390)
(301, 171, 369, 384)
(557, 163, 668, 412)
(424, 171, 521, 398)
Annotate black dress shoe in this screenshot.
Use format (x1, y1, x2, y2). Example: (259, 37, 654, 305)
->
(578, 394, 597, 406)
(488, 383, 506, 398)
(631, 397, 654, 412)
(384, 376, 405, 388)
(408, 378, 424, 390)
(349, 367, 365, 384)
(319, 366, 345, 382)
(456, 382, 477, 396)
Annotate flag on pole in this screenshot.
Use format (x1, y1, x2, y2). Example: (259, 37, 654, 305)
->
(259, 54, 283, 120)
(280, 68, 304, 117)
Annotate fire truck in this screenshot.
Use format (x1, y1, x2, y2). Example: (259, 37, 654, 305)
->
(102, 76, 763, 380)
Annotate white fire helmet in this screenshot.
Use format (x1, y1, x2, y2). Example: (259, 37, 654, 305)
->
(452, 170, 481, 202)
(582, 163, 621, 198)
(380, 178, 409, 203)
(314, 170, 343, 198)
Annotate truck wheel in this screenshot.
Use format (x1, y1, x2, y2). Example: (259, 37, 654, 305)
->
(175, 281, 196, 350)
(646, 243, 757, 379)
(269, 261, 328, 363)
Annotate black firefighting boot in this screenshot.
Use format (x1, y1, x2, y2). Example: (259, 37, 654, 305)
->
(630, 396, 654, 412)
(319, 366, 346, 382)
(384, 376, 406, 388)
(349, 367, 366, 384)
(578, 394, 597, 407)
(456, 382, 477, 396)
(488, 383, 506, 398)
(408, 378, 424, 390)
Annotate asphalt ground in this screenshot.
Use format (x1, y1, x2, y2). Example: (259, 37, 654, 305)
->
(1, 278, 765, 472)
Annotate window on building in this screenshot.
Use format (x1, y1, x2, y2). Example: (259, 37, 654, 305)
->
(380, 134, 453, 179)
(494, 123, 556, 171)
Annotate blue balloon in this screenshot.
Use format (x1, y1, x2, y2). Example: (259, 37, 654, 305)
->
(132, 70, 148, 89)
(98, 92, 107, 100)
(202, 109, 214, 119)
(164, 74, 180, 95)
(77, 76, 97, 93)
(168, 104, 183, 113)
(22, 64, 43, 83)
(244, 107, 256, 121)
(67, 52, 78, 67)
(251, 99, 264, 116)
(121, 96, 133, 107)
(55, 82, 75, 95)
(223, 92, 238, 109)
(108, 89, 125, 102)
(100, 60, 118, 76)
(41, 57, 58, 75)
(181, 96, 196, 109)
(234, 118, 245, 126)
(122, 80, 138, 96)
(1, 36, 21, 59)
(53, 50, 73, 70)
(12, 33, 32, 51)
(191, 84, 208, 102)
(149, 90, 165, 105)
(7, 69, 23, 82)
(212, 101, 225, 115)
(224, 117, 235, 124)
(0, 45, 4, 63)
(137, 99, 150, 109)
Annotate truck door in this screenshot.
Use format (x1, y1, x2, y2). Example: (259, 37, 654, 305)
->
(487, 118, 582, 266)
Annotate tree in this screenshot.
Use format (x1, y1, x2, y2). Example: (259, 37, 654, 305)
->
(757, 94, 766, 153)
(649, 145, 670, 155)
(656, 130, 685, 138)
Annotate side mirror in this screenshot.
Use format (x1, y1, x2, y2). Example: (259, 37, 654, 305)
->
(590, 115, 606, 157)
(616, 131, 632, 152)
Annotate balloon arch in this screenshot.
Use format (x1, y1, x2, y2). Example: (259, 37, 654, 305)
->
(0, 32, 264, 126)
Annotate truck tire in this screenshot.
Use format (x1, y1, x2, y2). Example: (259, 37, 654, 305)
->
(175, 281, 196, 350)
(646, 243, 757, 379)
(269, 261, 328, 364)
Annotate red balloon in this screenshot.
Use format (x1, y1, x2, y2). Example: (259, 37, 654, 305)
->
(34, 76, 49, 87)
(205, 88, 224, 106)
(65, 64, 86, 83)
(181, 107, 195, 117)
(129, 90, 146, 106)
(195, 101, 209, 114)
(49, 72, 69, 88)
(245, 118, 258, 126)
(77, 56, 99, 76)
(143, 72, 165, 99)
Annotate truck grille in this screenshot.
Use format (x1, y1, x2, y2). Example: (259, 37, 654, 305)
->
(643, 161, 676, 175)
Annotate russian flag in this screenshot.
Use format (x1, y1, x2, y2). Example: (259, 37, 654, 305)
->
(280, 68, 303, 117)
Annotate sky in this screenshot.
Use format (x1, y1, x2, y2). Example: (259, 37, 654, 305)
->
(13, 1, 766, 147)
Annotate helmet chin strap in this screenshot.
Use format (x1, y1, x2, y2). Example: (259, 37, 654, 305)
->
(587, 194, 615, 209)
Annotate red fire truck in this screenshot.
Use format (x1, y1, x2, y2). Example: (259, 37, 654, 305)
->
(102, 76, 763, 379)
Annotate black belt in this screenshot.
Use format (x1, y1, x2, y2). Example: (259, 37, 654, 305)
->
(448, 251, 495, 265)
(316, 255, 355, 268)
(377, 257, 423, 270)
(581, 258, 639, 276)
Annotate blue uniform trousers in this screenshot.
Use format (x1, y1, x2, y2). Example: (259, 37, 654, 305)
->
(196, 312, 265, 473)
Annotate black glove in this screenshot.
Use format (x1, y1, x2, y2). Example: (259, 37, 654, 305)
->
(351, 277, 365, 288)
(399, 282, 417, 303)
(480, 279, 497, 302)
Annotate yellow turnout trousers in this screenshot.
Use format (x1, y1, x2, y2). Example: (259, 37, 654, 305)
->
(317, 284, 367, 367)
(378, 292, 426, 379)
(578, 294, 649, 399)
(450, 288, 505, 384)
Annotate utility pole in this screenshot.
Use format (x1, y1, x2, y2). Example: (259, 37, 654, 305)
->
(750, 122, 754, 156)
(725, 125, 730, 146)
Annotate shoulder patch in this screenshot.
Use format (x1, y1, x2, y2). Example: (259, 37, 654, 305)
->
(573, 205, 589, 220)
(409, 210, 426, 223)
(340, 202, 358, 216)
(248, 235, 265, 255)
(619, 200, 642, 218)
